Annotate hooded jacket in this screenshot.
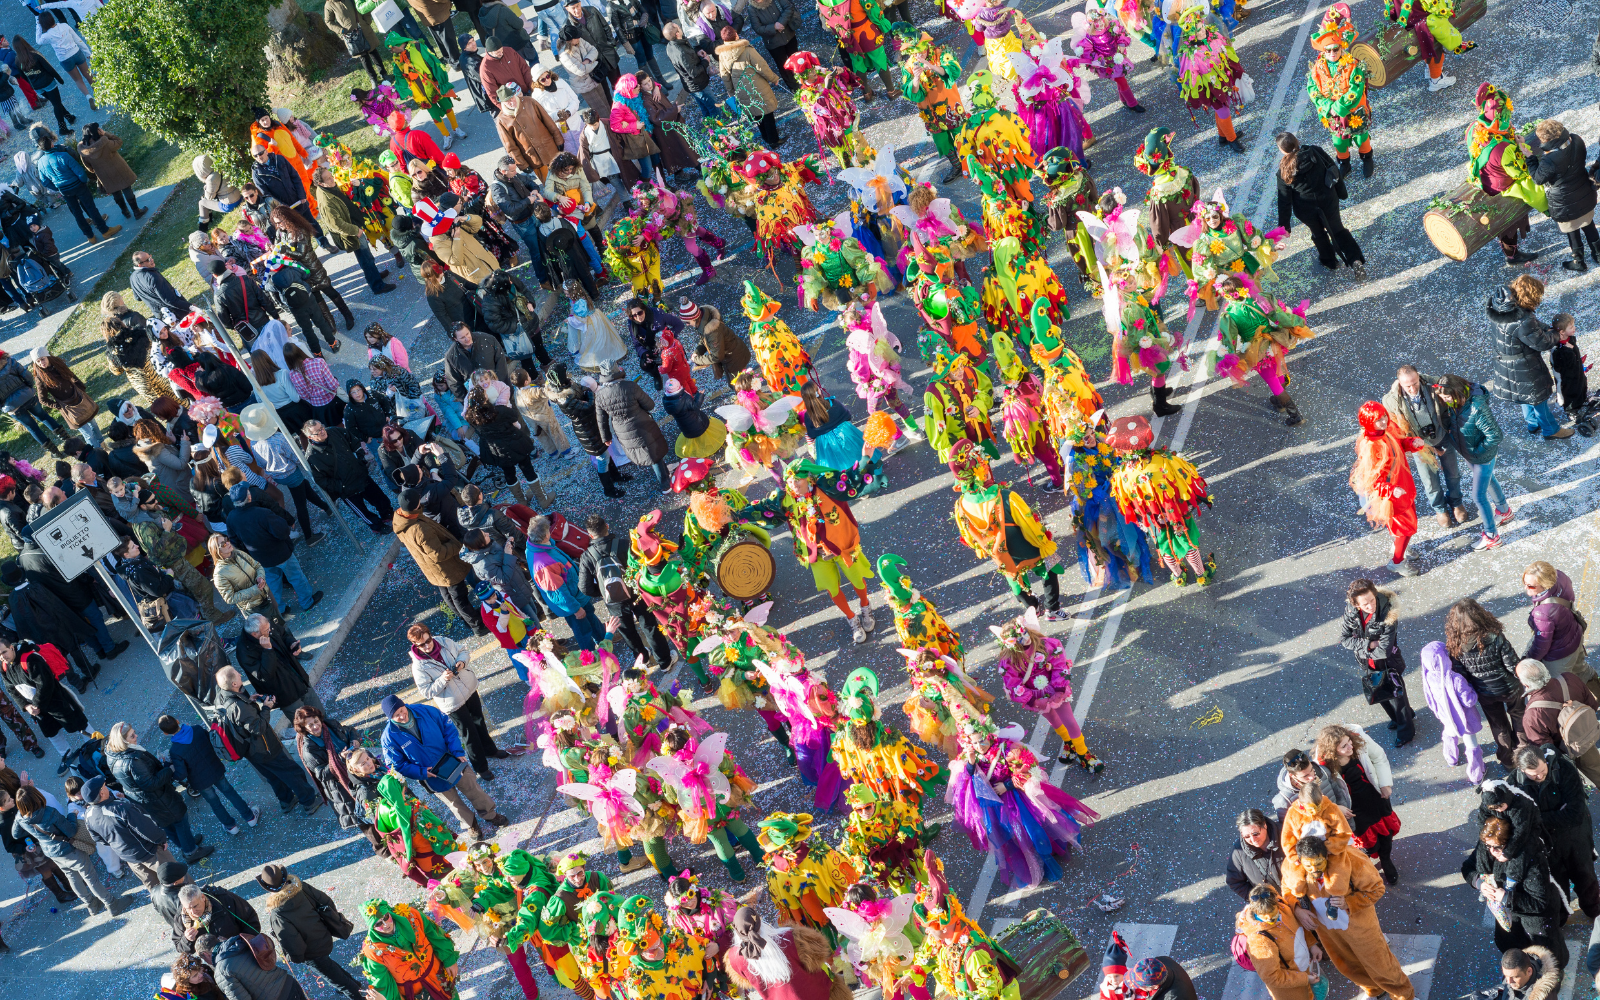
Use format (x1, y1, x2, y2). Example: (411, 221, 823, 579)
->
(83, 794, 169, 863)
(1485, 286, 1558, 405)
(167, 722, 227, 792)
(694, 305, 751, 379)
(715, 38, 780, 114)
(1524, 569, 1583, 662)
(381, 702, 468, 792)
(525, 538, 592, 617)
(462, 542, 537, 614)
(105, 745, 188, 829)
(1271, 762, 1351, 818)
(260, 874, 348, 963)
(211, 934, 300, 1000)
(1529, 132, 1597, 224)
(594, 373, 668, 465)
(1473, 780, 1546, 861)
(1504, 946, 1563, 1000)
(304, 425, 372, 499)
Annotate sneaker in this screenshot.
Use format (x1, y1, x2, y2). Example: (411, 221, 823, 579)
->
(619, 853, 651, 873)
(1472, 533, 1502, 550)
(303, 799, 324, 817)
(851, 619, 868, 645)
(1391, 558, 1419, 577)
(1427, 74, 1456, 92)
(247, 806, 262, 827)
(1496, 507, 1514, 527)
(225, 826, 242, 836)
(858, 605, 875, 632)
(440, 132, 454, 150)
(304, 531, 327, 546)
(1045, 607, 1071, 622)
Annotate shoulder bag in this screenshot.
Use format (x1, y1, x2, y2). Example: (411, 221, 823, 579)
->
(341, 26, 373, 56)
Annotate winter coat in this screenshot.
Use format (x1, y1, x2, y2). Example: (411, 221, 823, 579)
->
(480, 46, 534, 109)
(213, 271, 280, 338)
(296, 717, 365, 829)
(1510, 745, 1589, 836)
(716, 39, 780, 115)
(1446, 385, 1502, 465)
(1453, 631, 1520, 700)
(480, 1, 533, 52)
(664, 389, 712, 438)
(251, 152, 308, 211)
(561, 6, 619, 70)
(1225, 816, 1285, 898)
(304, 426, 371, 499)
(11, 803, 81, 859)
(130, 266, 193, 319)
(409, 635, 479, 713)
(525, 539, 591, 617)
(211, 934, 300, 1000)
(381, 702, 469, 792)
(664, 36, 716, 92)
(9, 578, 94, 655)
(78, 132, 136, 194)
(479, 271, 537, 343)
(458, 501, 523, 548)
(462, 542, 537, 614)
(642, 85, 699, 173)
(104, 746, 188, 829)
(235, 621, 310, 707)
(1485, 285, 1558, 405)
(473, 404, 537, 466)
(312, 183, 369, 252)
(260, 874, 349, 963)
(105, 311, 153, 370)
(167, 723, 227, 792)
(1468, 839, 1559, 918)
(1473, 780, 1545, 860)
(553, 383, 606, 455)
(394, 510, 470, 586)
(743, 0, 799, 47)
(694, 305, 751, 379)
(444, 332, 513, 401)
(178, 885, 261, 956)
(343, 386, 390, 443)
(1337, 589, 1399, 667)
(324, 0, 384, 53)
(1505, 946, 1563, 1000)
(83, 795, 169, 864)
(1529, 133, 1597, 225)
(1525, 569, 1584, 663)
(217, 686, 287, 763)
(1521, 671, 1597, 750)
(595, 375, 668, 464)
(135, 438, 193, 498)
(1270, 760, 1351, 818)
(1330, 722, 1393, 788)
(432, 214, 502, 288)
(226, 500, 296, 568)
(194, 353, 254, 407)
(1235, 900, 1318, 1000)
(18, 547, 95, 614)
(427, 267, 482, 336)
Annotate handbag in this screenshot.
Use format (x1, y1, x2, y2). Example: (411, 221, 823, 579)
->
(1361, 654, 1400, 705)
(67, 815, 96, 855)
(137, 594, 173, 629)
(341, 26, 373, 56)
(61, 392, 97, 428)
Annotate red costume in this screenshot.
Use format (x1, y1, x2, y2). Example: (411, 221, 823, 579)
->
(1349, 400, 1424, 567)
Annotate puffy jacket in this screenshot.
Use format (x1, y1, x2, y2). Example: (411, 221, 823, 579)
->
(36, 146, 89, 191)
(251, 152, 307, 209)
(1485, 285, 1558, 405)
(394, 510, 470, 586)
(260, 874, 348, 963)
(343, 382, 391, 443)
(214, 550, 271, 612)
(695, 305, 751, 379)
(1529, 132, 1597, 225)
(1224, 816, 1284, 899)
(226, 501, 296, 568)
(595, 375, 668, 465)
(551, 381, 606, 455)
(235, 621, 311, 706)
(463, 542, 537, 614)
(11, 803, 80, 859)
(1526, 569, 1583, 662)
(474, 403, 536, 466)
(104, 746, 188, 829)
(1509, 744, 1590, 836)
(83, 795, 169, 863)
(1270, 760, 1351, 818)
(431, 215, 501, 286)
(743, 0, 799, 47)
(211, 934, 300, 1000)
(381, 702, 468, 792)
(479, 271, 536, 342)
(304, 426, 371, 499)
(105, 312, 153, 370)
(1337, 589, 1399, 667)
(409, 635, 479, 712)
(217, 686, 285, 763)
(1454, 632, 1521, 700)
(1446, 384, 1502, 465)
(663, 389, 712, 438)
(1523, 671, 1596, 750)
(167, 723, 227, 792)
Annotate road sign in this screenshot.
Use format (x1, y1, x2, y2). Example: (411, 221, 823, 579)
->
(29, 491, 123, 581)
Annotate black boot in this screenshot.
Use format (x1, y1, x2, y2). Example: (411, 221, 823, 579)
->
(1272, 393, 1304, 426)
(1566, 231, 1589, 271)
(940, 153, 962, 184)
(1360, 150, 1375, 178)
(1587, 229, 1600, 264)
(599, 466, 625, 498)
(1337, 155, 1352, 179)
(1151, 383, 1181, 417)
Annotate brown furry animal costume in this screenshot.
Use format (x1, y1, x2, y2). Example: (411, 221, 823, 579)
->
(1281, 836, 1414, 1000)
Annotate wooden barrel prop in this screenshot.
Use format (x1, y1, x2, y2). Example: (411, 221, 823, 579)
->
(1423, 181, 1530, 261)
(1351, 0, 1487, 88)
(993, 909, 1089, 1000)
(715, 538, 776, 600)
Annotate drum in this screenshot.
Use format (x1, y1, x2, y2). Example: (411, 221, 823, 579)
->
(993, 909, 1090, 1000)
(714, 537, 776, 601)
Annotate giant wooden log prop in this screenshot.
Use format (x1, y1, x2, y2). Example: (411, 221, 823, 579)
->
(1423, 181, 1530, 261)
(1351, 0, 1487, 88)
(992, 909, 1090, 1000)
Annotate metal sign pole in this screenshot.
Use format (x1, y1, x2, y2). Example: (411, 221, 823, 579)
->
(206, 314, 368, 554)
(91, 559, 209, 726)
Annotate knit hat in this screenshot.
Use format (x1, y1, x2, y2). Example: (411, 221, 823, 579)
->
(1130, 958, 1170, 990)
(156, 860, 188, 886)
(380, 694, 407, 719)
(1103, 930, 1130, 975)
(27, 346, 45, 365)
(84, 775, 106, 801)
(663, 378, 683, 396)
(228, 482, 251, 504)
(256, 864, 288, 891)
(441, 153, 462, 170)
(397, 489, 421, 514)
(677, 297, 701, 325)
(485, 33, 504, 50)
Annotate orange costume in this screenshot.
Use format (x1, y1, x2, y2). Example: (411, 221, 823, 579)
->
(1349, 400, 1424, 569)
(1281, 850, 1415, 1000)
(250, 117, 318, 217)
(360, 901, 460, 1000)
(1236, 898, 1321, 1000)
(1280, 792, 1354, 859)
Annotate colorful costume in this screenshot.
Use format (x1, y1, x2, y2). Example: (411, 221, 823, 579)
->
(1105, 414, 1215, 586)
(795, 211, 897, 311)
(1309, 4, 1374, 176)
(1384, 0, 1475, 86)
(818, 0, 894, 77)
(755, 813, 862, 940)
(896, 25, 968, 177)
(355, 83, 408, 137)
(384, 31, 464, 143)
(439, 843, 542, 999)
(981, 237, 1069, 368)
(742, 280, 813, 394)
(904, 235, 989, 367)
(604, 216, 664, 299)
(673, 458, 773, 590)
(1350, 400, 1423, 572)
(835, 667, 948, 811)
(647, 729, 765, 879)
(948, 438, 1066, 616)
(741, 150, 824, 269)
(901, 647, 994, 758)
(715, 382, 807, 482)
(826, 889, 922, 991)
(1133, 128, 1202, 283)
(635, 181, 727, 286)
(1070, 0, 1143, 111)
(993, 609, 1102, 771)
(628, 511, 711, 676)
(1060, 414, 1153, 588)
(1466, 83, 1548, 264)
(360, 900, 461, 1000)
(952, 0, 1045, 84)
(752, 647, 848, 811)
(877, 553, 965, 666)
(924, 344, 1000, 467)
(967, 153, 1046, 261)
(576, 891, 624, 1000)
(1175, 6, 1250, 150)
(1037, 147, 1100, 289)
(315, 134, 399, 247)
(957, 71, 1039, 217)
(1028, 298, 1102, 448)
(837, 785, 934, 895)
(1008, 39, 1094, 165)
(664, 875, 735, 992)
(915, 858, 1023, 1000)
(372, 773, 458, 887)
(740, 459, 883, 612)
(787, 51, 876, 169)
(1079, 193, 1182, 415)
(613, 895, 709, 1000)
(1171, 190, 1288, 314)
(1210, 273, 1313, 423)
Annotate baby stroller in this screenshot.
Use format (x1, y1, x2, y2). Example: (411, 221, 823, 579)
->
(1573, 391, 1600, 437)
(10, 241, 70, 317)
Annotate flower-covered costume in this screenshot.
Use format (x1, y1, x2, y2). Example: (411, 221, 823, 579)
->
(315, 134, 399, 248)
(1467, 84, 1549, 219)
(755, 813, 862, 944)
(981, 237, 1069, 373)
(628, 511, 711, 680)
(664, 877, 736, 992)
(383, 31, 461, 140)
(1350, 400, 1424, 567)
(715, 384, 807, 482)
(999, 372, 1063, 491)
(1105, 414, 1215, 586)
(1070, 0, 1143, 110)
(826, 891, 922, 992)
(837, 786, 935, 897)
(672, 459, 773, 593)
(576, 890, 624, 1000)
(948, 438, 1066, 616)
(740, 150, 825, 268)
(915, 863, 1023, 1000)
(1037, 147, 1100, 288)
(1060, 416, 1151, 589)
(903, 237, 989, 368)
(1028, 298, 1102, 449)
(1133, 128, 1202, 283)
(604, 216, 664, 299)
(957, 72, 1041, 250)
(817, 0, 893, 74)
(438, 843, 542, 999)
(896, 26, 968, 175)
(876, 553, 965, 666)
(634, 181, 727, 287)
(356, 83, 408, 137)
(613, 896, 709, 1000)
(692, 116, 763, 223)
(1174, 6, 1250, 149)
(648, 730, 765, 879)
(1079, 194, 1183, 416)
(992, 609, 1102, 771)
(952, 0, 1045, 84)
(901, 648, 994, 758)
(1384, 0, 1476, 76)
(845, 301, 918, 439)
(966, 153, 1046, 262)
(752, 647, 848, 811)
(924, 345, 1000, 464)
(834, 668, 948, 810)
(787, 52, 876, 169)
(1171, 190, 1288, 315)
(1309, 4, 1374, 172)
(501, 849, 583, 994)
(372, 774, 458, 887)
(1008, 40, 1094, 166)
(360, 900, 461, 1000)
(795, 211, 897, 312)
(742, 279, 813, 394)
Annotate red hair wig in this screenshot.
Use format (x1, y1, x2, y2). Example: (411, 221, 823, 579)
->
(1357, 400, 1388, 437)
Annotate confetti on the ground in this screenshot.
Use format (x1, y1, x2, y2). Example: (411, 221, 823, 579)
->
(1191, 705, 1225, 728)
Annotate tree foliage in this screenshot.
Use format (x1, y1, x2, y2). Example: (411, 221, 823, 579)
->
(85, 0, 270, 183)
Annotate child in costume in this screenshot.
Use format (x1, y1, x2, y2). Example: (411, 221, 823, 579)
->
(614, 662, 713, 761)
(835, 667, 948, 809)
(795, 211, 897, 312)
(354, 84, 408, 137)
(543, 853, 618, 969)
(1175, 5, 1250, 152)
(913, 856, 1023, 1000)
(1201, 272, 1313, 425)
(636, 181, 726, 287)
(717, 371, 808, 482)
(604, 216, 664, 300)
(787, 51, 876, 170)
(384, 31, 466, 147)
(826, 885, 922, 994)
(837, 789, 936, 898)
(1133, 128, 1201, 282)
(1172, 191, 1288, 313)
(843, 301, 923, 449)
(438, 841, 543, 1000)
(755, 813, 862, 942)
(949, 438, 1068, 619)
(902, 646, 994, 758)
(613, 895, 710, 1000)
(837, 145, 911, 282)
(967, 154, 1047, 261)
(1080, 193, 1182, 416)
(1309, 4, 1375, 179)
(577, 891, 625, 1000)
(1384, 0, 1475, 91)
(664, 874, 736, 995)
(817, 0, 899, 97)
(360, 900, 461, 1000)
(741, 150, 825, 269)
(992, 609, 1103, 771)
(893, 183, 988, 281)
(1106, 414, 1216, 586)
(753, 645, 849, 811)
(647, 725, 765, 880)
(924, 344, 999, 463)
(952, 0, 1044, 85)
(896, 25, 968, 182)
(877, 553, 965, 666)
(691, 600, 794, 751)
(1350, 400, 1424, 577)
(1008, 39, 1094, 166)
(1466, 84, 1548, 265)
(1071, 0, 1145, 112)
(743, 280, 813, 394)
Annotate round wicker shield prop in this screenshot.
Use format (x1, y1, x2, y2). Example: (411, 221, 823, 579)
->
(715, 538, 776, 600)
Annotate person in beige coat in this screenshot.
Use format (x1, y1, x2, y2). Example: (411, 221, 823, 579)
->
(1238, 885, 1325, 1000)
(393, 494, 486, 634)
(209, 536, 286, 629)
(1281, 836, 1414, 1000)
(714, 28, 782, 145)
(79, 123, 142, 219)
(494, 84, 566, 178)
(429, 213, 501, 285)
(406, 0, 461, 59)
(680, 297, 751, 384)
(324, 0, 388, 87)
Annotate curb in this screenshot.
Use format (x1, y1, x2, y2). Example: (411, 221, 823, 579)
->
(307, 535, 401, 689)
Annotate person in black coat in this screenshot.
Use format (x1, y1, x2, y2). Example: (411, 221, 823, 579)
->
(1511, 743, 1599, 919)
(594, 360, 670, 488)
(303, 421, 392, 533)
(249, 149, 310, 217)
(103, 723, 214, 863)
(455, 35, 495, 113)
(192, 352, 254, 410)
(235, 613, 315, 725)
(254, 862, 363, 999)
(1337, 580, 1414, 744)
(1465, 813, 1568, 968)
(625, 298, 684, 390)
(342, 379, 393, 463)
(1486, 277, 1571, 439)
(210, 260, 279, 343)
(225, 489, 297, 570)
(533, 202, 598, 299)
(546, 363, 625, 497)
(291, 708, 377, 847)
(479, 268, 551, 367)
(130, 254, 192, 319)
(1, 560, 98, 690)
(176, 881, 262, 957)
(466, 396, 547, 506)
(1527, 120, 1600, 273)
(14, 549, 125, 662)
(391, 463, 465, 539)
(1225, 808, 1289, 900)
(0, 638, 87, 742)
(1275, 133, 1365, 271)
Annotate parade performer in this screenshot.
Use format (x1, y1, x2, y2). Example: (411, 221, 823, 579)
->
(692, 117, 763, 231)
(1384, 0, 1475, 91)
(947, 716, 1098, 887)
(1037, 147, 1100, 289)
(648, 726, 766, 880)
(360, 899, 461, 1000)
(543, 853, 618, 969)
(665, 873, 736, 971)
(1466, 83, 1548, 265)
(837, 788, 935, 897)
(1071, 0, 1145, 112)
(742, 281, 813, 394)
(835, 667, 948, 808)
(576, 892, 624, 1000)
(1176, 5, 1250, 152)
(613, 895, 709, 1000)
(993, 609, 1104, 771)
(1211, 273, 1313, 424)
(604, 216, 664, 300)
(628, 511, 713, 680)
(952, 0, 1045, 84)
(786, 52, 876, 170)
(1008, 40, 1094, 166)
(367, 767, 459, 887)
(728, 905, 853, 1000)
(957, 71, 1039, 215)
(902, 646, 994, 758)
(893, 183, 988, 280)
(749, 644, 849, 812)
(1172, 191, 1288, 312)
(913, 857, 1022, 1000)
(635, 181, 727, 286)
(692, 601, 796, 756)
(383, 31, 466, 147)
(355, 84, 408, 137)
(1349, 400, 1423, 577)
(843, 301, 921, 448)
(924, 344, 1000, 464)
(742, 149, 825, 269)
(1029, 301, 1102, 443)
(672, 458, 773, 588)
(718, 371, 808, 482)
(795, 211, 897, 312)
(1133, 128, 1202, 281)
(1106, 414, 1216, 586)
(1309, 4, 1375, 179)
(740, 459, 884, 643)
(1059, 412, 1153, 589)
(817, 0, 899, 97)
(1080, 193, 1182, 416)
(999, 369, 1063, 490)
(837, 145, 911, 278)
(896, 25, 968, 182)
(967, 154, 1047, 261)
(904, 239, 989, 367)
(981, 238, 1070, 372)
(440, 842, 544, 1000)
(826, 889, 922, 995)
(755, 814, 862, 941)
(949, 439, 1068, 617)
(877, 553, 965, 666)
(614, 665, 713, 760)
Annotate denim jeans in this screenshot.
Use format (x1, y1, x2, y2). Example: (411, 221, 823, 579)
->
(163, 813, 200, 855)
(198, 775, 254, 829)
(81, 601, 115, 655)
(564, 605, 608, 650)
(249, 748, 318, 808)
(9, 401, 64, 446)
(688, 90, 718, 117)
(76, 416, 103, 448)
(576, 227, 604, 272)
(531, 4, 567, 46)
(1471, 459, 1510, 535)
(57, 183, 110, 238)
(1411, 442, 1462, 513)
(263, 553, 315, 608)
(510, 217, 548, 282)
(350, 239, 388, 292)
(1522, 400, 1562, 436)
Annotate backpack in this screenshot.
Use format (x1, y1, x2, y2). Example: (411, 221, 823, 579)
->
(36, 643, 68, 679)
(209, 716, 248, 762)
(596, 541, 629, 605)
(549, 513, 590, 559)
(1529, 674, 1600, 758)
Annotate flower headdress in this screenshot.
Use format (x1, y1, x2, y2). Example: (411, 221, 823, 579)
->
(946, 437, 995, 491)
(989, 607, 1043, 651)
(1133, 127, 1177, 177)
(839, 667, 881, 721)
(556, 850, 589, 875)
(1310, 3, 1356, 51)
(756, 811, 816, 851)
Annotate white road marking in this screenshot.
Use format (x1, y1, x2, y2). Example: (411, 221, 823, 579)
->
(1108, 923, 1180, 970)
(1390, 933, 1444, 1000)
(1222, 961, 1273, 1000)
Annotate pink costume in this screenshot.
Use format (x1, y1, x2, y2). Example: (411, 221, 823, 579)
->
(758, 658, 847, 812)
(999, 374, 1063, 489)
(357, 83, 407, 136)
(638, 181, 726, 286)
(1070, 0, 1143, 109)
(1008, 40, 1094, 164)
(845, 301, 914, 422)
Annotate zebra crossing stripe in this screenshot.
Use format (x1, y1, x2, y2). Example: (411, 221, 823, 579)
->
(1221, 933, 1441, 1000)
